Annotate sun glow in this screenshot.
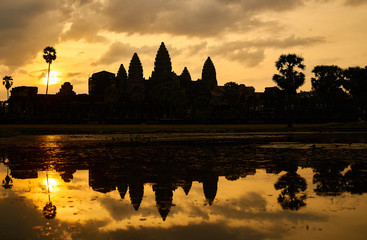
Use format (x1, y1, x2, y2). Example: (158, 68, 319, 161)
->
(45, 177, 57, 192)
(44, 71, 59, 85)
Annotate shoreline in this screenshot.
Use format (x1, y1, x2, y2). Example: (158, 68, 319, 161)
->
(1, 122, 367, 137)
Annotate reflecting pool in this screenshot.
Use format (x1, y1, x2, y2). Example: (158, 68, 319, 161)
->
(0, 133, 367, 239)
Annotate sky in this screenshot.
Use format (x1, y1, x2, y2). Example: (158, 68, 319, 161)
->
(1, 0, 367, 100)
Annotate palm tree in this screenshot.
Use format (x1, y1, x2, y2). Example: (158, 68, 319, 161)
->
(272, 54, 305, 128)
(43, 46, 57, 95)
(2, 76, 13, 100)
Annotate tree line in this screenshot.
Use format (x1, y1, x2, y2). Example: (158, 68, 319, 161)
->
(222, 54, 366, 124)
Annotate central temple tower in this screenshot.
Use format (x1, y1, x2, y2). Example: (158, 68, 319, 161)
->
(201, 57, 217, 90)
(151, 42, 173, 82)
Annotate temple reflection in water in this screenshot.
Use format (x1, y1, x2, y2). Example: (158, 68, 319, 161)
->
(1, 135, 367, 222)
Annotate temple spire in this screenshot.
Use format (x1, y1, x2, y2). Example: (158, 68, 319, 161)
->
(201, 57, 217, 90)
(203, 175, 218, 206)
(128, 53, 143, 82)
(153, 184, 174, 221)
(129, 182, 144, 211)
(151, 42, 172, 82)
(117, 64, 127, 81)
(116, 64, 128, 89)
(179, 67, 192, 88)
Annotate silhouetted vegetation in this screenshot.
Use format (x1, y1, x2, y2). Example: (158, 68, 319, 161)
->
(2, 76, 13, 100)
(344, 66, 367, 118)
(43, 46, 56, 95)
(43, 201, 56, 219)
(311, 65, 347, 106)
(273, 54, 305, 128)
(274, 171, 307, 211)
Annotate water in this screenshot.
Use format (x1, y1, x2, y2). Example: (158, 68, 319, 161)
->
(0, 134, 367, 240)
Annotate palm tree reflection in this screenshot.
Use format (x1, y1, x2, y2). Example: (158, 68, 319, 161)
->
(274, 170, 307, 211)
(43, 172, 56, 219)
(2, 158, 13, 189)
(2, 169, 13, 189)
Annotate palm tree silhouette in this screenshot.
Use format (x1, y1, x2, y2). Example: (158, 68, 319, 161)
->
(273, 54, 305, 128)
(43, 46, 57, 95)
(2, 76, 13, 100)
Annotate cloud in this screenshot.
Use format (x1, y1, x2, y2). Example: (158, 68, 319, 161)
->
(91, 42, 181, 67)
(101, 0, 305, 37)
(216, 0, 305, 12)
(60, 0, 313, 44)
(91, 42, 147, 66)
(38, 71, 47, 80)
(65, 72, 84, 85)
(100, 197, 140, 221)
(62, 18, 107, 43)
(91, 35, 320, 72)
(66, 72, 82, 78)
(210, 35, 325, 66)
(0, 0, 352, 74)
(185, 42, 208, 56)
(345, 0, 367, 6)
(0, 1, 68, 69)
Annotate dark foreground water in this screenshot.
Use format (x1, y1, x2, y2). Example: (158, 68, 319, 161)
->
(1, 133, 367, 240)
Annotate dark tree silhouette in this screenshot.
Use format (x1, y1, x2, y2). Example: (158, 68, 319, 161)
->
(344, 162, 367, 195)
(2, 76, 13, 100)
(343, 66, 367, 118)
(313, 160, 348, 196)
(43, 46, 57, 95)
(1, 158, 13, 189)
(344, 66, 367, 99)
(311, 65, 346, 106)
(274, 171, 307, 211)
(2, 165, 13, 189)
(43, 202, 57, 219)
(272, 54, 305, 128)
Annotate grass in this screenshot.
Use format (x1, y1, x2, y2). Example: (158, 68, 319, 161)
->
(0, 122, 367, 137)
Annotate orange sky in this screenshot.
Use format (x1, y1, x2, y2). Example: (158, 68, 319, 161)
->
(1, 0, 367, 100)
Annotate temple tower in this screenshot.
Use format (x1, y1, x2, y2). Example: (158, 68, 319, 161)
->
(153, 183, 174, 221)
(129, 182, 144, 211)
(116, 64, 128, 88)
(151, 42, 173, 82)
(203, 174, 218, 206)
(128, 53, 144, 82)
(201, 57, 217, 90)
(117, 183, 128, 199)
(179, 67, 192, 88)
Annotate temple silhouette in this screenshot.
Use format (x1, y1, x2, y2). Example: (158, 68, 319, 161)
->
(1, 42, 364, 123)
(2, 42, 264, 123)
